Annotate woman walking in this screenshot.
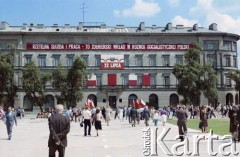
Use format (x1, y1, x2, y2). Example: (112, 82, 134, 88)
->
(153, 110, 160, 126)
(94, 108, 103, 137)
(161, 109, 168, 126)
(3, 106, 17, 140)
(105, 106, 112, 126)
(200, 105, 208, 133)
(229, 105, 239, 142)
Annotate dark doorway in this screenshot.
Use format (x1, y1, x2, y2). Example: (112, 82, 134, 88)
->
(128, 94, 138, 107)
(44, 95, 55, 112)
(169, 93, 179, 107)
(23, 95, 33, 111)
(109, 96, 117, 109)
(149, 94, 158, 109)
(226, 93, 233, 105)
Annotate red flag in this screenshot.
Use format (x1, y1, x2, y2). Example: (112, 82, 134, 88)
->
(85, 99, 95, 109)
(139, 99, 146, 108)
(89, 99, 95, 109)
(134, 99, 140, 109)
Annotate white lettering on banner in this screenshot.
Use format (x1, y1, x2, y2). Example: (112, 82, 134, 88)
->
(132, 44, 145, 50)
(113, 44, 125, 49)
(104, 63, 109, 68)
(32, 44, 49, 49)
(92, 44, 111, 49)
(51, 44, 64, 49)
(110, 63, 121, 68)
(68, 44, 81, 49)
(27, 43, 193, 50)
(177, 44, 189, 49)
(103, 63, 122, 68)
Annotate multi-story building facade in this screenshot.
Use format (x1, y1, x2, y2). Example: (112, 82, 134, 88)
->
(0, 21, 239, 111)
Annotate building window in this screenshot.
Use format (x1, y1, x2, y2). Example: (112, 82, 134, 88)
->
(226, 76, 231, 87)
(203, 40, 219, 50)
(233, 57, 237, 67)
(176, 55, 183, 65)
(135, 55, 143, 66)
(95, 55, 101, 67)
(233, 42, 237, 51)
(25, 55, 32, 64)
(81, 55, 88, 66)
(223, 41, 231, 51)
(150, 74, 156, 86)
(162, 55, 170, 66)
(137, 75, 142, 85)
(124, 55, 129, 67)
(122, 75, 129, 86)
(39, 55, 46, 67)
(149, 55, 156, 66)
(67, 57, 74, 66)
(163, 75, 170, 87)
(96, 75, 102, 86)
(207, 55, 216, 66)
(225, 57, 231, 67)
(53, 55, 61, 66)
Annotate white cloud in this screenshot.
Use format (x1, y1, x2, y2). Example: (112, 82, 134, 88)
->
(113, 0, 160, 17)
(189, 0, 240, 35)
(190, 0, 214, 17)
(168, 0, 180, 7)
(171, 16, 198, 27)
(205, 12, 240, 35)
(189, 0, 240, 68)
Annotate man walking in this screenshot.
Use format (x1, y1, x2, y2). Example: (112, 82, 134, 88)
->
(48, 104, 70, 157)
(3, 106, 17, 140)
(176, 105, 188, 141)
(143, 106, 150, 126)
(82, 106, 92, 136)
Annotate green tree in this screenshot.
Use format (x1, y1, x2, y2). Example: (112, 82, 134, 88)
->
(21, 62, 51, 112)
(173, 44, 218, 105)
(229, 70, 240, 92)
(0, 45, 17, 107)
(52, 56, 88, 108)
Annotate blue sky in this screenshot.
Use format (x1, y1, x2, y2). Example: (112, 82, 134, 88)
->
(0, 0, 239, 61)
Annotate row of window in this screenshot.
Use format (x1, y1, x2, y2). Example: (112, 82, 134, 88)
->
(203, 40, 237, 51)
(87, 74, 170, 86)
(25, 54, 237, 68)
(25, 54, 74, 66)
(207, 55, 237, 67)
(88, 74, 233, 87)
(25, 54, 183, 67)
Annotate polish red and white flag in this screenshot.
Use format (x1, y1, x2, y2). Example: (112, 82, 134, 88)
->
(133, 99, 146, 109)
(87, 75, 96, 86)
(128, 74, 137, 86)
(85, 99, 95, 109)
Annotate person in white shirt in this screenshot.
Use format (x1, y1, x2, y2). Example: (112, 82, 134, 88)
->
(82, 106, 92, 136)
(94, 108, 103, 136)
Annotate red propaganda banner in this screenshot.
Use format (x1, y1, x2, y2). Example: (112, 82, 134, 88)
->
(26, 43, 194, 51)
(100, 62, 124, 70)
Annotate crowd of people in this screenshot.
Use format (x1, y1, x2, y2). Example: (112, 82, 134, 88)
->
(1, 102, 240, 157)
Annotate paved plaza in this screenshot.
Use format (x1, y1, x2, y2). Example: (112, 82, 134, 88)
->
(0, 113, 239, 157)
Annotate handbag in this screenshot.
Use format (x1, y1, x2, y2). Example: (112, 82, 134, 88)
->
(80, 122, 83, 127)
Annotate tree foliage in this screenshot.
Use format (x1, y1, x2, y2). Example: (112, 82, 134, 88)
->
(229, 70, 240, 91)
(172, 44, 218, 105)
(0, 45, 17, 107)
(21, 62, 51, 112)
(52, 56, 88, 108)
